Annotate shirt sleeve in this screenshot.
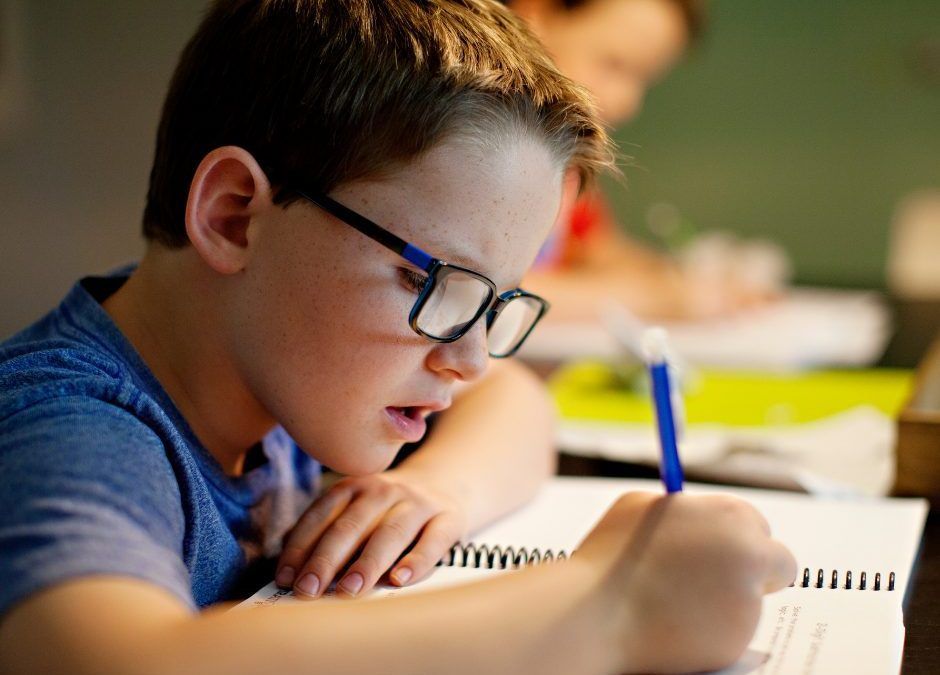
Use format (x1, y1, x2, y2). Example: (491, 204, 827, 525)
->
(0, 397, 195, 619)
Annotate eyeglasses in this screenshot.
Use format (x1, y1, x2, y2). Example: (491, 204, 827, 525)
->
(295, 189, 550, 358)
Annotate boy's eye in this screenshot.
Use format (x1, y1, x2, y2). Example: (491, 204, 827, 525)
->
(398, 267, 428, 293)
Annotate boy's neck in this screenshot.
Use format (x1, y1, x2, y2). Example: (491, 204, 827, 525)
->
(102, 248, 277, 476)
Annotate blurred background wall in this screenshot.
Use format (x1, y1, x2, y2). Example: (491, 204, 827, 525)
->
(608, 0, 940, 288)
(0, 0, 938, 338)
(0, 1, 202, 338)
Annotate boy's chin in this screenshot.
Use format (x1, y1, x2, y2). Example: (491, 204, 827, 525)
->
(319, 441, 401, 476)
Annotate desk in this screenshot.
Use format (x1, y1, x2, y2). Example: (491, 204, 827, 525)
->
(903, 509, 940, 672)
(558, 453, 939, 673)
(880, 298, 940, 369)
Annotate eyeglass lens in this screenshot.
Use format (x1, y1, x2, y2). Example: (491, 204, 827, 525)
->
(416, 270, 491, 338)
(486, 295, 542, 356)
(414, 269, 541, 355)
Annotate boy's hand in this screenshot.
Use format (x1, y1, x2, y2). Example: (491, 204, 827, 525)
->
(577, 491, 797, 674)
(275, 469, 468, 599)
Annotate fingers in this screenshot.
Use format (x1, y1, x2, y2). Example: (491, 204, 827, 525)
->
(276, 472, 466, 601)
(338, 507, 461, 595)
(388, 512, 464, 586)
(762, 538, 798, 593)
(332, 502, 429, 596)
(276, 486, 356, 589)
(289, 490, 395, 599)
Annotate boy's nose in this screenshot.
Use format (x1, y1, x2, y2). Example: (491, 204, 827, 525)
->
(425, 320, 490, 382)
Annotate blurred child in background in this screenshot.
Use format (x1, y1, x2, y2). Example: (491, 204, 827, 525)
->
(509, 0, 781, 321)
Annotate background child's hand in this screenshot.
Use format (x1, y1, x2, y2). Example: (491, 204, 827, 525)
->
(275, 469, 468, 599)
(577, 491, 797, 674)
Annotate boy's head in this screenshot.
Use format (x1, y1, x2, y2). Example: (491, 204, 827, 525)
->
(139, 0, 611, 473)
(508, 0, 702, 124)
(143, 0, 610, 248)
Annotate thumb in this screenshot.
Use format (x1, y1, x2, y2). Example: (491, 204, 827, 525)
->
(763, 539, 797, 593)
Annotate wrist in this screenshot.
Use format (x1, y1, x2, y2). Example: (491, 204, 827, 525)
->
(550, 556, 631, 675)
(386, 464, 472, 535)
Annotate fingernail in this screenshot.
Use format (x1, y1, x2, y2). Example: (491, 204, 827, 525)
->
(276, 566, 295, 588)
(339, 572, 364, 596)
(392, 567, 413, 585)
(295, 573, 320, 597)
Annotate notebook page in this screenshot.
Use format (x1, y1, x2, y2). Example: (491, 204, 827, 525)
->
(239, 565, 503, 609)
(241, 477, 926, 607)
(240, 570, 904, 675)
(239, 477, 922, 674)
(714, 588, 904, 675)
(468, 478, 927, 596)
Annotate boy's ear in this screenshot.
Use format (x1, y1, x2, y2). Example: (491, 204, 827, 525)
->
(184, 146, 273, 275)
(553, 167, 582, 229)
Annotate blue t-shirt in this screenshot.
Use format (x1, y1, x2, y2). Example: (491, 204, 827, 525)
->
(0, 271, 321, 618)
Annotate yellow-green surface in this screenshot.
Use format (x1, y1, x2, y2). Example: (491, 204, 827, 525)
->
(550, 362, 915, 427)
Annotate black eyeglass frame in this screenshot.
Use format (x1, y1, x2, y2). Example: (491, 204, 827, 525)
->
(295, 189, 550, 358)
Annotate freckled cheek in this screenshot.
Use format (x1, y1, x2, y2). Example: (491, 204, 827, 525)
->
(280, 288, 427, 385)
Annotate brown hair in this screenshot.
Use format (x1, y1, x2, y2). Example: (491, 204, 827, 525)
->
(143, 0, 614, 248)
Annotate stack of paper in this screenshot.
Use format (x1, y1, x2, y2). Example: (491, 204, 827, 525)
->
(518, 288, 891, 371)
(550, 365, 913, 497)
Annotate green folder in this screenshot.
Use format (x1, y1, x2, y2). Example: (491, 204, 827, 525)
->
(550, 362, 914, 427)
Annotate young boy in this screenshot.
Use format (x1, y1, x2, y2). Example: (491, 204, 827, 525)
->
(509, 0, 773, 321)
(0, 1, 795, 673)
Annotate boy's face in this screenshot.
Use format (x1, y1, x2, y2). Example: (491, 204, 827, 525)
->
(227, 138, 564, 474)
(532, 0, 688, 125)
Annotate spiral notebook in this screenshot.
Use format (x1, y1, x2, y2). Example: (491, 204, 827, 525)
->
(240, 477, 928, 674)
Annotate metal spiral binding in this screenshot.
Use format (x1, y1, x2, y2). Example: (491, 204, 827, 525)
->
(439, 543, 570, 570)
(792, 567, 896, 591)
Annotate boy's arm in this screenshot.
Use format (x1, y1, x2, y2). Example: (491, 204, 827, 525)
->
(277, 358, 556, 597)
(395, 357, 557, 530)
(0, 562, 609, 675)
(0, 492, 796, 675)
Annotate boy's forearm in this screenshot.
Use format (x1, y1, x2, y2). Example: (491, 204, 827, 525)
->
(394, 359, 556, 532)
(183, 560, 614, 675)
(1, 562, 619, 675)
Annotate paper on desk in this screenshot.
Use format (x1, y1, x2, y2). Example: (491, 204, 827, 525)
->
(519, 288, 891, 371)
(238, 565, 503, 609)
(239, 576, 903, 675)
(718, 589, 904, 675)
(558, 406, 896, 497)
(239, 478, 924, 675)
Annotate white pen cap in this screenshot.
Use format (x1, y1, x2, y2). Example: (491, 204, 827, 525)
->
(641, 327, 671, 364)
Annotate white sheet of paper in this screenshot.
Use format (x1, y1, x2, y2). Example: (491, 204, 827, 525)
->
(557, 407, 897, 497)
(518, 288, 891, 371)
(238, 477, 926, 675)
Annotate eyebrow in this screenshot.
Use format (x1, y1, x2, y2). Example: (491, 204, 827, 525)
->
(426, 249, 485, 274)
(415, 244, 511, 287)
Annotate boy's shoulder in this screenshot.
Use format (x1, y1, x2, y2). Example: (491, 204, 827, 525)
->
(0, 274, 187, 490)
(0, 280, 178, 489)
(1, 337, 128, 421)
(1, 272, 147, 425)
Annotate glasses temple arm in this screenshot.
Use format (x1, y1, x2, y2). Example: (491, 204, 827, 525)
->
(298, 190, 435, 271)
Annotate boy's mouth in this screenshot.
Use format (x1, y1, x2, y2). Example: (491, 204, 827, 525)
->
(384, 400, 450, 443)
(384, 406, 428, 443)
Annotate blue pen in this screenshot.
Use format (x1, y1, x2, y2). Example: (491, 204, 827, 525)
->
(643, 328, 685, 493)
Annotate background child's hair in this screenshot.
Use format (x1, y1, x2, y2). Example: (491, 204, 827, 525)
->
(142, 0, 614, 248)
